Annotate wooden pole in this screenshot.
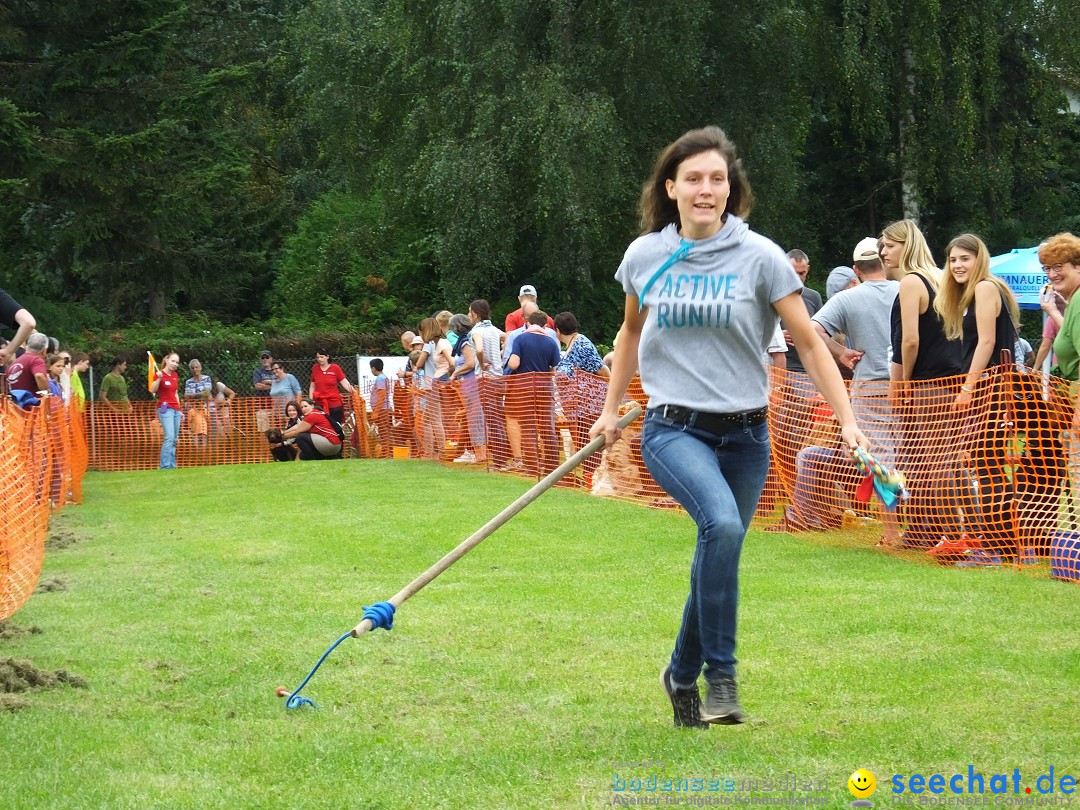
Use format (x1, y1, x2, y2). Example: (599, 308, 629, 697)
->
(351, 404, 642, 637)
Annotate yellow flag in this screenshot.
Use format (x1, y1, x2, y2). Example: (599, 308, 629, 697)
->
(147, 352, 158, 393)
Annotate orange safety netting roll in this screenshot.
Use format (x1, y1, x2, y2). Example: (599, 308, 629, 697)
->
(1, 395, 87, 621)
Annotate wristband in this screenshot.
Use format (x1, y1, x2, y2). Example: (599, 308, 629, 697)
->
(960, 385, 973, 393)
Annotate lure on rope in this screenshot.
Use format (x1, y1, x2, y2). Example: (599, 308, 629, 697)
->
(851, 447, 906, 511)
(275, 405, 644, 711)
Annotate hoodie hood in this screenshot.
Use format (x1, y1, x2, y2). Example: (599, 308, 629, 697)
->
(659, 215, 749, 254)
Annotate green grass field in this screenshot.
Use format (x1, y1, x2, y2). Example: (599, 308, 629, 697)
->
(1, 462, 1077, 809)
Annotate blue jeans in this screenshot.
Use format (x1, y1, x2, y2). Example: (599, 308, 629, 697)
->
(640, 409, 771, 687)
(158, 405, 183, 469)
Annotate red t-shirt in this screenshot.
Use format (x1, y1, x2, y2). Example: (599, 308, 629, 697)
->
(311, 363, 346, 409)
(504, 309, 555, 333)
(6, 352, 46, 393)
(156, 370, 181, 410)
(303, 410, 342, 444)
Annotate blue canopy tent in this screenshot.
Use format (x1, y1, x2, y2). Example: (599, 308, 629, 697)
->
(989, 246, 1043, 310)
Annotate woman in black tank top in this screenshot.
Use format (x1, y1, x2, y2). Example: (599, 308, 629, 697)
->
(935, 233, 1021, 557)
(881, 220, 962, 546)
(935, 233, 1019, 407)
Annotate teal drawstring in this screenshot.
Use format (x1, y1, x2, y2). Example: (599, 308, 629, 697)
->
(638, 240, 693, 312)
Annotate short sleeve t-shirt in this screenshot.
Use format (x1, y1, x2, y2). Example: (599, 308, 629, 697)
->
(511, 330, 562, 373)
(311, 363, 346, 408)
(156, 370, 181, 410)
(0, 289, 23, 332)
(100, 371, 129, 402)
(370, 374, 389, 411)
(1053, 297, 1080, 381)
(303, 410, 342, 444)
(6, 352, 45, 393)
(615, 217, 801, 412)
(812, 280, 900, 381)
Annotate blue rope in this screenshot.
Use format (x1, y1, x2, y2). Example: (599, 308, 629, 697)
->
(282, 601, 397, 710)
(637, 240, 693, 312)
(362, 601, 396, 631)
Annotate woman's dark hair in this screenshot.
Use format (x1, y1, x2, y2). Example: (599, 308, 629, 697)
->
(553, 311, 579, 335)
(469, 299, 490, 320)
(639, 126, 753, 235)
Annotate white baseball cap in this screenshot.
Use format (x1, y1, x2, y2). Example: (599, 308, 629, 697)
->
(852, 237, 880, 262)
(519, 284, 537, 297)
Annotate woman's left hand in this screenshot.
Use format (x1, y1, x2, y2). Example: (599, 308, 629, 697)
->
(953, 389, 974, 410)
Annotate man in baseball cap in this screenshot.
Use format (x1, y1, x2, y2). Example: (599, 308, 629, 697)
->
(504, 284, 554, 332)
(810, 236, 901, 544)
(852, 236, 881, 263)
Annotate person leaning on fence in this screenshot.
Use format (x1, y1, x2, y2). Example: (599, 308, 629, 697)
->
(184, 358, 215, 449)
(508, 309, 562, 477)
(447, 312, 487, 464)
(935, 233, 1021, 556)
(880, 218, 962, 548)
(590, 126, 868, 730)
(281, 398, 343, 460)
(6, 331, 49, 398)
(469, 299, 509, 468)
(150, 352, 184, 470)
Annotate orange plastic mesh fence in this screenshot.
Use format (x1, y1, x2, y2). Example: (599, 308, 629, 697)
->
(29, 365, 1080, 584)
(1, 395, 87, 621)
(86, 396, 360, 470)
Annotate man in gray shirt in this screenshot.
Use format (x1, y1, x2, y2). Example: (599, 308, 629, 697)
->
(812, 237, 901, 543)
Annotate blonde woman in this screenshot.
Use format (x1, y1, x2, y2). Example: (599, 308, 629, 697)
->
(935, 233, 1020, 408)
(934, 233, 1020, 557)
(881, 219, 961, 546)
(882, 220, 962, 386)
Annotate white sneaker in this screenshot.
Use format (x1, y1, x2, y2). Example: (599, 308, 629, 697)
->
(453, 450, 477, 463)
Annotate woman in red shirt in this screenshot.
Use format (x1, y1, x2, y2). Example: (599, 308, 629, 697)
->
(308, 349, 354, 432)
(149, 352, 183, 469)
(282, 398, 343, 459)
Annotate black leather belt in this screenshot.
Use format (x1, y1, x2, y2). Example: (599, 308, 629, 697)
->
(652, 404, 768, 433)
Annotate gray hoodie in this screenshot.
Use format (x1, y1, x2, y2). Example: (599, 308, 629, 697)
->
(615, 216, 800, 412)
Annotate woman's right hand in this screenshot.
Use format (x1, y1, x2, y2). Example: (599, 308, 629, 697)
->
(589, 412, 622, 449)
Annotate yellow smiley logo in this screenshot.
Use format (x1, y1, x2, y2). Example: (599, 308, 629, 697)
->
(848, 768, 876, 798)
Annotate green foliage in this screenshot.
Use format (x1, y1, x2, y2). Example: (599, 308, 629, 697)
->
(1, 0, 1079, 342)
(269, 190, 428, 331)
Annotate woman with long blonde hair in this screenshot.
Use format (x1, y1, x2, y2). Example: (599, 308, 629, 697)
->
(935, 233, 1019, 408)
(881, 220, 962, 546)
(934, 233, 1020, 558)
(883, 219, 962, 384)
